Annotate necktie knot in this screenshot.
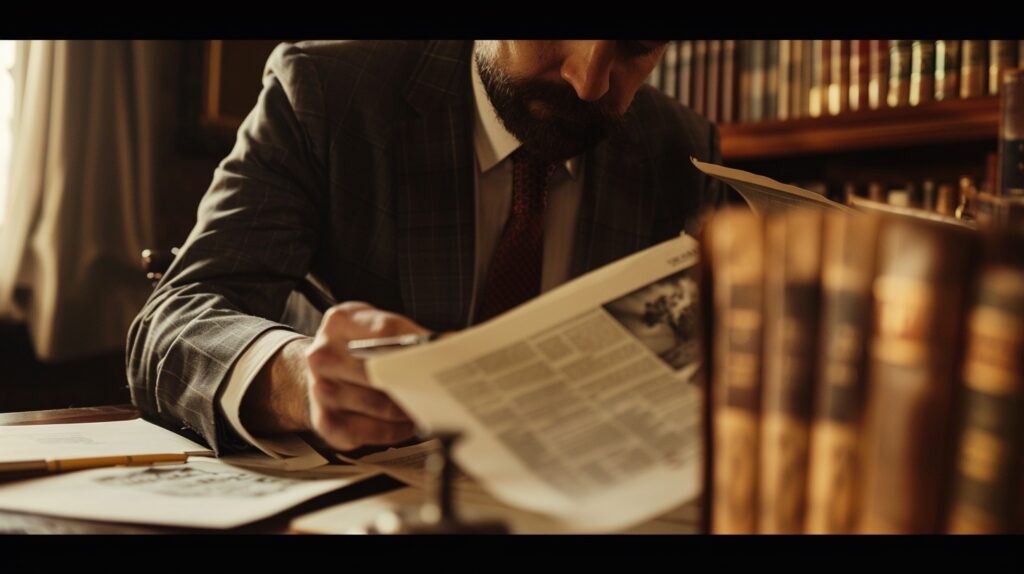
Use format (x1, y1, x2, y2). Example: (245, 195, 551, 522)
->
(511, 149, 557, 215)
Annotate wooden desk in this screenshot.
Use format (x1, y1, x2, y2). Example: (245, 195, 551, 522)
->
(0, 405, 405, 534)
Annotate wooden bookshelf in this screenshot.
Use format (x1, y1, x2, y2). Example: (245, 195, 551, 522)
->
(720, 96, 1000, 161)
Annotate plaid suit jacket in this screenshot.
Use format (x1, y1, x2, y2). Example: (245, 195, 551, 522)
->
(126, 40, 723, 452)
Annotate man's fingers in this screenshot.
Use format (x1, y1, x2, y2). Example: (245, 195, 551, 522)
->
(309, 375, 411, 423)
(311, 409, 417, 452)
(306, 341, 368, 386)
(320, 303, 430, 343)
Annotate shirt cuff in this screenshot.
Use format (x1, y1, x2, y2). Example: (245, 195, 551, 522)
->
(218, 328, 309, 459)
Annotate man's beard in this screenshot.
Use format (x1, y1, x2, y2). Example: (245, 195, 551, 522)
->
(475, 50, 624, 163)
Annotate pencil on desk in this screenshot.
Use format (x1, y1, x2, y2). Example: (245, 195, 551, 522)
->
(1, 453, 189, 479)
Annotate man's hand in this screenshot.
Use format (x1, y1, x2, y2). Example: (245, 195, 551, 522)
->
(240, 302, 429, 452)
(304, 302, 429, 451)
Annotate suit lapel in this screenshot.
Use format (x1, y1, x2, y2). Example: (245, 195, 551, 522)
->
(392, 41, 476, 331)
(571, 112, 657, 278)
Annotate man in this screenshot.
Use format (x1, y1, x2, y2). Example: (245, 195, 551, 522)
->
(126, 40, 723, 457)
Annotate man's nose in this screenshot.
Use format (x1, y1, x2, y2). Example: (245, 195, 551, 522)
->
(560, 41, 615, 102)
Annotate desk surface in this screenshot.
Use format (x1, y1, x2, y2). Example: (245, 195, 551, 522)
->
(0, 405, 404, 534)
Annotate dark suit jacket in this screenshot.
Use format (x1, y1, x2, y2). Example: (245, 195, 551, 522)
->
(126, 40, 723, 452)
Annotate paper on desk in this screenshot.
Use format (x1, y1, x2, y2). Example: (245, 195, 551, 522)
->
(290, 485, 700, 534)
(0, 458, 373, 528)
(368, 234, 705, 533)
(0, 418, 213, 464)
(218, 434, 328, 471)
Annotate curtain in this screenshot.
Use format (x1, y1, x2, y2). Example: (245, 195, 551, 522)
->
(0, 41, 159, 361)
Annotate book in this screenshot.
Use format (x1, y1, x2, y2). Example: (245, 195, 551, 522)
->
(868, 40, 890, 110)
(849, 39, 870, 112)
(706, 208, 765, 533)
(828, 40, 849, 116)
(678, 40, 693, 109)
(946, 235, 1024, 533)
(693, 40, 708, 117)
(988, 40, 1017, 96)
(960, 40, 986, 98)
(662, 41, 679, 99)
(706, 40, 722, 123)
(935, 40, 960, 102)
(809, 39, 827, 118)
(910, 40, 935, 107)
(720, 40, 737, 124)
(888, 40, 912, 108)
(805, 212, 880, 533)
(758, 210, 823, 533)
(857, 216, 976, 533)
(777, 39, 791, 121)
(763, 40, 779, 121)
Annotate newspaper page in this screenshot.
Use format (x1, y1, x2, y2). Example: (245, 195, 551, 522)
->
(0, 458, 374, 528)
(367, 234, 704, 532)
(306, 440, 700, 533)
(691, 157, 856, 215)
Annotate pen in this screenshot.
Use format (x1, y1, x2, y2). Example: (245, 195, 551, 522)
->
(1, 453, 189, 480)
(347, 332, 442, 358)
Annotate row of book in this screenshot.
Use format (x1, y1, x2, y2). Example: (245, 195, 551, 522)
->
(700, 207, 1024, 533)
(649, 40, 1024, 125)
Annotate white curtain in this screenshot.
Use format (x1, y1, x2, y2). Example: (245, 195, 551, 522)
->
(0, 41, 159, 361)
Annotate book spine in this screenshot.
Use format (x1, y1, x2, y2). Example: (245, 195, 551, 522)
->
(849, 39, 870, 112)
(796, 39, 811, 119)
(868, 40, 890, 110)
(739, 40, 752, 123)
(778, 40, 791, 121)
(721, 40, 737, 124)
(758, 211, 824, 533)
(693, 40, 708, 118)
(857, 217, 975, 533)
(805, 213, 881, 533)
(763, 40, 779, 121)
(809, 40, 826, 118)
(910, 40, 935, 107)
(662, 41, 679, 99)
(709, 209, 765, 534)
(999, 69, 1024, 197)
(828, 40, 849, 116)
(989, 40, 1018, 95)
(888, 40, 912, 108)
(647, 54, 663, 91)
(706, 40, 722, 124)
(749, 40, 765, 123)
(678, 40, 693, 109)
(960, 40, 987, 99)
(947, 253, 1024, 533)
(935, 40, 961, 102)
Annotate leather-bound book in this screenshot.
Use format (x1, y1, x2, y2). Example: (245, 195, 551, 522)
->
(707, 209, 765, 533)
(805, 213, 881, 533)
(758, 210, 824, 533)
(857, 216, 976, 533)
(947, 234, 1024, 533)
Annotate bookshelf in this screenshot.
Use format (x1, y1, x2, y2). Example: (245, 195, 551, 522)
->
(719, 95, 999, 161)
(650, 39, 1021, 204)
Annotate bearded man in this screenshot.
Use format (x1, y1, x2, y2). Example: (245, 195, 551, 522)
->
(127, 40, 723, 457)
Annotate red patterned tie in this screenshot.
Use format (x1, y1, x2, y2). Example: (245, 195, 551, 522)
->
(476, 149, 557, 322)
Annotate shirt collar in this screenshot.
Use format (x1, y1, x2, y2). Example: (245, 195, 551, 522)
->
(471, 55, 581, 179)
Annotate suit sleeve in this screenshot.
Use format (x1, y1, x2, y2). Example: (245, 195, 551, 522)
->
(126, 43, 327, 453)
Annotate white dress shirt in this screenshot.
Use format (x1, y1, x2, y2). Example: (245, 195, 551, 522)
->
(217, 58, 585, 456)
